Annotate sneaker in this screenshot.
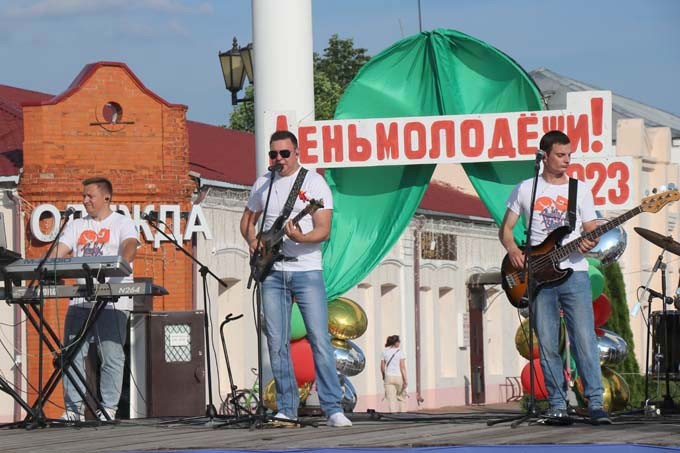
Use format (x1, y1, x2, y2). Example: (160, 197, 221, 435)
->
(59, 410, 83, 422)
(540, 407, 572, 426)
(327, 412, 352, 427)
(96, 407, 117, 421)
(589, 408, 612, 425)
(270, 411, 300, 428)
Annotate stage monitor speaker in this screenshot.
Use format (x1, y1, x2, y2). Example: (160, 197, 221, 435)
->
(124, 310, 206, 418)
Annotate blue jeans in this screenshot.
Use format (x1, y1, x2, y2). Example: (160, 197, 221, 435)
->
(534, 271, 604, 411)
(261, 270, 343, 418)
(63, 306, 129, 414)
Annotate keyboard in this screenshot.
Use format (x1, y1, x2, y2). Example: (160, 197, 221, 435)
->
(4, 256, 132, 280)
(2, 282, 168, 301)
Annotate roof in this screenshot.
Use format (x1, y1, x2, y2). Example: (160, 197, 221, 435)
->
(530, 67, 680, 140)
(187, 120, 255, 186)
(0, 84, 53, 107)
(0, 88, 46, 175)
(420, 181, 491, 219)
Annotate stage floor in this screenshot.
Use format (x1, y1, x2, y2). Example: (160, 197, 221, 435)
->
(2, 404, 679, 453)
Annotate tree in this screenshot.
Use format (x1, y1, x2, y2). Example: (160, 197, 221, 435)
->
(314, 34, 370, 95)
(228, 86, 255, 132)
(228, 35, 370, 131)
(602, 262, 646, 408)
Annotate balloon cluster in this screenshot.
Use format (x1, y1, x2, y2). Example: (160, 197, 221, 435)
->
(515, 224, 630, 412)
(263, 297, 367, 412)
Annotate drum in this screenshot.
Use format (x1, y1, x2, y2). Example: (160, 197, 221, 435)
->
(650, 311, 680, 380)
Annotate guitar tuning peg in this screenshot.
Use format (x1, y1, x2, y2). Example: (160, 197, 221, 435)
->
(644, 190, 650, 197)
(668, 183, 677, 190)
(652, 188, 658, 194)
(659, 185, 668, 193)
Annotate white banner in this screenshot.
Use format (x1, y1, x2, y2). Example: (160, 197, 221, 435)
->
(268, 91, 613, 167)
(265, 90, 631, 209)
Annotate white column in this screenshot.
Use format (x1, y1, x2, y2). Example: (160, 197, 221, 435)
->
(252, 0, 315, 176)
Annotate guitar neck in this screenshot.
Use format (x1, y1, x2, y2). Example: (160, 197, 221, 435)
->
(271, 205, 316, 243)
(551, 206, 643, 262)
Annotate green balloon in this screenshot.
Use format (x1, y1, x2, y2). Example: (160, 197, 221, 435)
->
(587, 257, 602, 270)
(290, 303, 307, 340)
(589, 263, 605, 300)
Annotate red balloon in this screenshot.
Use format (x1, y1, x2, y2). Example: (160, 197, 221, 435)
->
(592, 294, 612, 328)
(520, 359, 549, 399)
(290, 338, 316, 386)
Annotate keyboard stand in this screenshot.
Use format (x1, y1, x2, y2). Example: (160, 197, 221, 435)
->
(0, 375, 37, 429)
(9, 272, 114, 427)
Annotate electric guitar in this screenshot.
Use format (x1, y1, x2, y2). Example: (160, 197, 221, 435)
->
(250, 198, 324, 282)
(502, 188, 680, 308)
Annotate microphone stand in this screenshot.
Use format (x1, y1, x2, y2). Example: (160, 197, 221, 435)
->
(637, 251, 673, 411)
(142, 212, 228, 425)
(241, 169, 277, 429)
(29, 211, 74, 427)
(489, 151, 544, 428)
(233, 166, 309, 429)
(649, 261, 676, 413)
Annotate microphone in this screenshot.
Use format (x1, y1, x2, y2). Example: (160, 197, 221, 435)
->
(535, 149, 546, 161)
(639, 286, 674, 305)
(268, 163, 283, 172)
(61, 207, 76, 217)
(141, 211, 158, 221)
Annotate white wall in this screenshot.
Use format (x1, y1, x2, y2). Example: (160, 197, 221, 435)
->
(0, 189, 24, 423)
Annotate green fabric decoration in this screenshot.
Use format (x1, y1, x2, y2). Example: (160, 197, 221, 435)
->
(323, 29, 543, 299)
(290, 302, 307, 340)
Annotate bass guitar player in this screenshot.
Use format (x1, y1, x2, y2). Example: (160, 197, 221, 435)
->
(498, 130, 610, 425)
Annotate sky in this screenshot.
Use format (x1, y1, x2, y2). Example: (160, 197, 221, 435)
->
(1, 0, 678, 126)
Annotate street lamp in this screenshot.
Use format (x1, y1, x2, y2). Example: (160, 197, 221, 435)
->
(219, 37, 254, 105)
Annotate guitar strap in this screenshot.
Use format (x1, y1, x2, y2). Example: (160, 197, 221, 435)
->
(567, 177, 578, 233)
(281, 167, 308, 221)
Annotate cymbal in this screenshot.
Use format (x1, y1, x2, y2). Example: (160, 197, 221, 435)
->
(634, 227, 680, 256)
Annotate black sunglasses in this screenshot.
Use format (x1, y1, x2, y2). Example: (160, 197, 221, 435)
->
(268, 149, 292, 159)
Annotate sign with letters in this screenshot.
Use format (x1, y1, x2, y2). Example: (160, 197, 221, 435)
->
(269, 91, 635, 209)
(30, 204, 213, 249)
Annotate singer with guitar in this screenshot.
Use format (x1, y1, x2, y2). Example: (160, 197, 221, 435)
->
(498, 130, 610, 425)
(240, 130, 352, 427)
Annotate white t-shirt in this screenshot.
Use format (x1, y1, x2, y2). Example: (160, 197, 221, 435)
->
(58, 212, 139, 311)
(381, 348, 405, 377)
(246, 167, 333, 272)
(506, 176, 597, 272)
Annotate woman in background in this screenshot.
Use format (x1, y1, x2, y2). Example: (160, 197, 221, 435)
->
(380, 334, 407, 412)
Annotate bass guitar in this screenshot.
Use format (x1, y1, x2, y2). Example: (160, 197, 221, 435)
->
(250, 198, 324, 283)
(502, 188, 679, 308)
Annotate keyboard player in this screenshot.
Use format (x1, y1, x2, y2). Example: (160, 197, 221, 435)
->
(49, 177, 139, 422)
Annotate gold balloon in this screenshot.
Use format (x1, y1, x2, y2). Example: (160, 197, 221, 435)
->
(299, 381, 313, 403)
(262, 378, 316, 412)
(575, 367, 630, 413)
(331, 337, 350, 349)
(263, 378, 278, 411)
(327, 297, 368, 340)
(514, 318, 565, 360)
